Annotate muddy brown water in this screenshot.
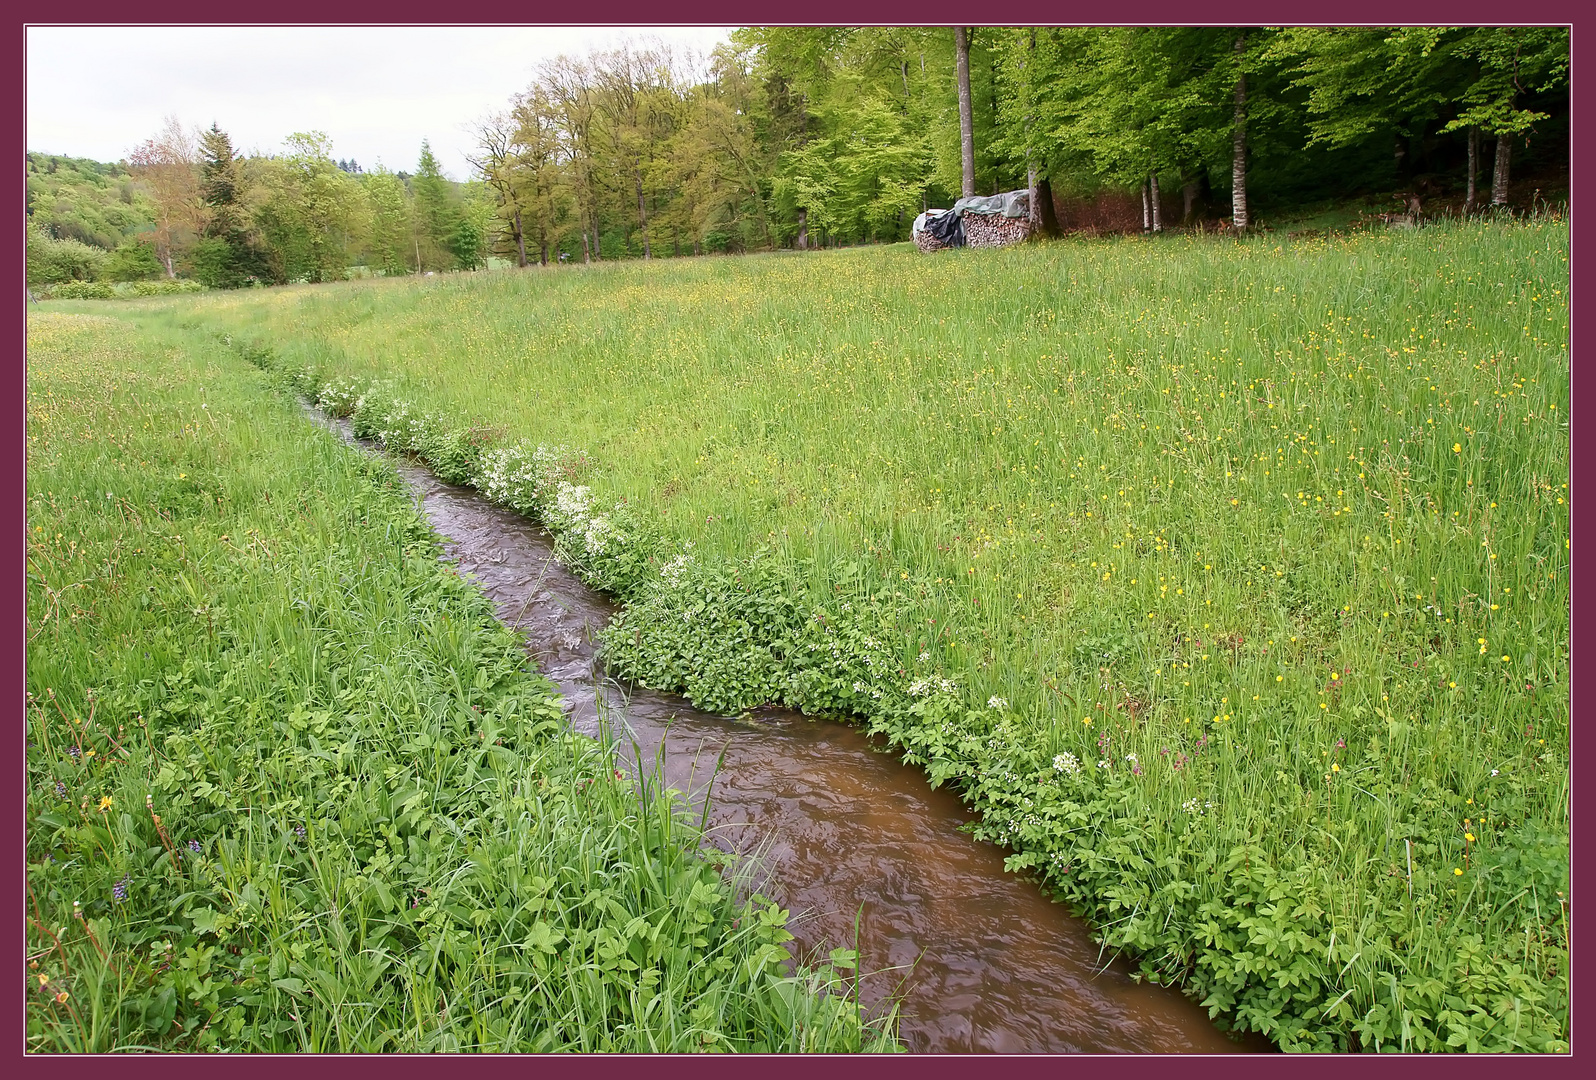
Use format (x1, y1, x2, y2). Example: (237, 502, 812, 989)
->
(314, 411, 1266, 1054)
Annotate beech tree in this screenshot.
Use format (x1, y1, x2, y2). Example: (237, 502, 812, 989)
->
(663, 45, 775, 252)
(359, 166, 413, 275)
(542, 55, 605, 261)
(1441, 27, 1569, 207)
(1230, 32, 1249, 230)
(955, 27, 975, 197)
(254, 131, 370, 283)
(470, 111, 533, 267)
(591, 42, 682, 259)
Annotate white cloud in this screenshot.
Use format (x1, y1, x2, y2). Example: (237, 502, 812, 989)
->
(27, 25, 736, 178)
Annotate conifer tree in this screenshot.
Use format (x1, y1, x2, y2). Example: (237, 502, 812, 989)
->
(193, 124, 265, 287)
(411, 140, 460, 270)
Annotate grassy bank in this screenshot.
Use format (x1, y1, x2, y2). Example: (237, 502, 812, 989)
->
(24, 312, 893, 1052)
(63, 217, 1570, 1051)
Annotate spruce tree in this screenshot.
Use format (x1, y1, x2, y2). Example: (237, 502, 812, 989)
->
(411, 140, 460, 270)
(193, 124, 266, 287)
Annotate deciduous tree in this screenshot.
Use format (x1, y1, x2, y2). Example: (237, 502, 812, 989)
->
(127, 116, 201, 278)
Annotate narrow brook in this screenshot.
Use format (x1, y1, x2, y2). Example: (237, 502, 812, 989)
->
(317, 411, 1267, 1054)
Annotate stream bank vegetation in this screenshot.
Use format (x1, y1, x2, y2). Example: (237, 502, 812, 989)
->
(24, 313, 896, 1052)
(99, 212, 1574, 1053)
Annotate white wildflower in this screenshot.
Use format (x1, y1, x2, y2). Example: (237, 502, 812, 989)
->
(988, 696, 1008, 711)
(661, 554, 693, 585)
(578, 511, 616, 556)
(555, 482, 592, 520)
(1052, 752, 1080, 776)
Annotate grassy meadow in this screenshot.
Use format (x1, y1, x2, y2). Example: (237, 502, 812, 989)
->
(39, 217, 1569, 1052)
(23, 313, 893, 1052)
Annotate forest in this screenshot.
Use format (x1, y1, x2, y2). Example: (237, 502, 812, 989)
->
(25, 25, 1570, 290)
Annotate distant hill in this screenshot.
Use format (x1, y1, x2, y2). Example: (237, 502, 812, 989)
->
(26, 152, 157, 250)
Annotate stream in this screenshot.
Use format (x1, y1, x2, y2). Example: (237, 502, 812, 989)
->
(315, 410, 1265, 1054)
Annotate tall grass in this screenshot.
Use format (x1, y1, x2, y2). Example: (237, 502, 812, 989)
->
(69, 216, 1569, 1051)
(24, 312, 894, 1052)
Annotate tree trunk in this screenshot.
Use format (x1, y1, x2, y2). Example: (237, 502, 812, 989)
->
(1231, 34, 1249, 231)
(955, 27, 976, 197)
(1150, 173, 1162, 233)
(592, 224, 602, 261)
(1463, 127, 1479, 214)
(1035, 175, 1060, 237)
(636, 172, 652, 258)
(581, 227, 591, 264)
(1182, 174, 1198, 224)
(539, 225, 549, 267)
(1491, 133, 1512, 207)
(1141, 179, 1151, 233)
(1024, 30, 1042, 238)
(1027, 165, 1041, 236)
(513, 208, 528, 268)
(796, 208, 809, 250)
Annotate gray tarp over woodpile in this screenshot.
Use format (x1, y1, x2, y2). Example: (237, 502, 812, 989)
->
(952, 190, 1030, 218)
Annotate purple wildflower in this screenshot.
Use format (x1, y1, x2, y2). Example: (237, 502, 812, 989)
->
(187, 840, 202, 853)
(112, 875, 130, 902)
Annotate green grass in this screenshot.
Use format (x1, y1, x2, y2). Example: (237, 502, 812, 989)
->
(51, 215, 1570, 1051)
(24, 312, 895, 1052)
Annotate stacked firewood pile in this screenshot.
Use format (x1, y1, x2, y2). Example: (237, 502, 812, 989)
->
(912, 190, 1034, 252)
(963, 213, 1032, 248)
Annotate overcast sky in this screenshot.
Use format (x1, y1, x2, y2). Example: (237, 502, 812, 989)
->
(27, 25, 738, 180)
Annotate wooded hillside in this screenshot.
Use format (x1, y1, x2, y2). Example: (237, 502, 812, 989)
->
(26, 25, 1569, 287)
